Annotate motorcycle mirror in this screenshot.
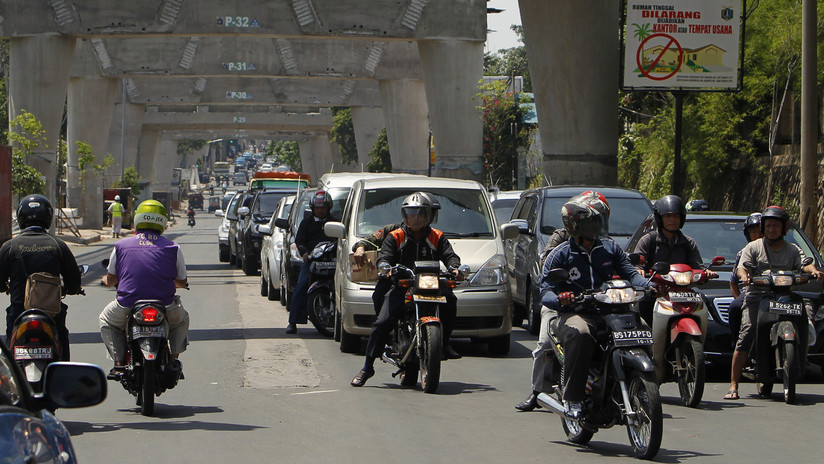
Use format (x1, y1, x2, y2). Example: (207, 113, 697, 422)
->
(545, 268, 570, 283)
(78, 264, 90, 275)
(628, 253, 644, 267)
(710, 256, 726, 267)
(458, 264, 470, 275)
(651, 262, 670, 275)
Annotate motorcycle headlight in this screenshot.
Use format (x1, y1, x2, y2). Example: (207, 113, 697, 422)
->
(417, 274, 439, 290)
(469, 254, 508, 287)
(773, 275, 794, 287)
(596, 287, 640, 304)
(669, 271, 693, 286)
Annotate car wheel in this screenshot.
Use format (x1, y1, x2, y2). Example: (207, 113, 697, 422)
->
(267, 274, 279, 301)
(487, 333, 511, 355)
(242, 253, 258, 276)
(229, 249, 237, 265)
(340, 326, 361, 353)
(219, 245, 230, 262)
(526, 284, 541, 336)
(260, 273, 268, 296)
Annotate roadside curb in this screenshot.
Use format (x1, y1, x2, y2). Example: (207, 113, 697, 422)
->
(58, 233, 103, 245)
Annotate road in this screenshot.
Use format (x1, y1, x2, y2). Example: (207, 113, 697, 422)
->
(6, 213, 824, 463)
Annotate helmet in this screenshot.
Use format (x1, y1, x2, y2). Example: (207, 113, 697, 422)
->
(401, 192, 436, 227)
(310, 190, 332, 210)
(578, 191, 610, 235)
(561, 193, 608, 240)
(743, 212, 762, 240)
(760, 205, 790, 236)
(16, 194, 53, 229)
(653, 195, 686, 231)
(133, 199, 168, 233)
(114, 195, 121, 201)
(686, 199, 709, 211)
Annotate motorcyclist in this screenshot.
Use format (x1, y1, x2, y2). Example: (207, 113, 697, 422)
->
(540, 194, 648, 418)
(516, 191, 610, 411)
(635, 195, 717, 324)
(0, 195, 82, 360)
(99, 199, 190, 379)
(726, 213, 763, 350)
(351, 192, 464, 387)
(724, 205, 821, 400)
(286, 191, 337, 334)
(187, 206, 196, 225)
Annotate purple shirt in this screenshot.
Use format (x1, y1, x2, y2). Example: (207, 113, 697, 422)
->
(109, 232, 186, 307)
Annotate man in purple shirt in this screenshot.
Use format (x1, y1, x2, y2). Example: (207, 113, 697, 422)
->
(99, 200, 190, 379)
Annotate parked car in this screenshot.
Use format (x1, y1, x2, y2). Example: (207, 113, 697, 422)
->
(236, 189, 295, 276)
(489, 189, 524, 223)
(625, 212, 824, 366)
(216, 191, 241, 262)
(505, 186, 654, 334)
(259, 195, 295, 301)
(227, 191, 254, 266)
(0, 343, 106, 462)
(324, 176, 520, 354)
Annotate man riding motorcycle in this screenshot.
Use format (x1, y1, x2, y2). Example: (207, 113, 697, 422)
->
(541, 194, 649, 418)
(724, 205, 822, 400)
(99, 199, 191, 379)
(350, 192, 464, 387)
(0, 195, 82, 360)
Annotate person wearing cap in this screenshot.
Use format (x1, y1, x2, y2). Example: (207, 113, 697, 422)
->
(107, 195, 125, 238)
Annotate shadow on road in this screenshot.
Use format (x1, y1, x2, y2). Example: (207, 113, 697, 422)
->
(69, 326, 330, 345)
(548, 439, 722, 461)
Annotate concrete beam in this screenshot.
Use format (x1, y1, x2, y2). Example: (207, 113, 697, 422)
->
(0, 1, 486, 41)
(141, 107, 333, 132)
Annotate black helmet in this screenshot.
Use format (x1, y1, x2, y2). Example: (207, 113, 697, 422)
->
(401, 192, 437, 226)
(686, 199, 709, 211)
(743, 212, 762, 240)
(310, 190, 333, 210)
(760, 205, 790, 236)
(17, 194, 53, 229)
(653, 195, 686, 231)
(561, 193, 607, 240)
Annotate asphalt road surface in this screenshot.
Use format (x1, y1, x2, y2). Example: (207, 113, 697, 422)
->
(5, 213, 824, 463)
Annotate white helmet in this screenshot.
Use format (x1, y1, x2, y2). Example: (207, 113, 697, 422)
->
(114, 195, 121, 201)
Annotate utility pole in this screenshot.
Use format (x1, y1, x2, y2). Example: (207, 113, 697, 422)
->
(799, 0, 817, 242)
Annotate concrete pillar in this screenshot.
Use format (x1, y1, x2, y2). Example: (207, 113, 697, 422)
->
(67, 77, 119, 228)
(298, 140, 319, 182)
(7, 36, 76, 211)
(378, 80, 430, 174)
(519, 0, 619, 185)
(312, 134, 334, 177)
(418, 40, 484, 181)
(105, 92, 146, 188)
(151, 138, 180, 200)
(351, 107, 385, 170)
(136, 129, 161, 198)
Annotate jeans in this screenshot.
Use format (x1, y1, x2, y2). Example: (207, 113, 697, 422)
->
(288, 262, 312, 325)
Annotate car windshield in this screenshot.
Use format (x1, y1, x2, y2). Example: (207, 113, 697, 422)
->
(541, 197, 652, 236)
(254, 193, 290, 216)
(289, 188, 347, 231)
(492, 198, 518, 222)
(356, 188, 493, 237)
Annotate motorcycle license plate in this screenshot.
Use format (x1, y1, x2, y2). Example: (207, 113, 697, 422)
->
(314, 261, 336, 270)
(768, 301, 802, 316)
(613, 330, 654, 347)
(413, 294, 447, 303)
(132, 325, 167, 338)
(668, 291, 702, 303)
(14, 347, 53, 360)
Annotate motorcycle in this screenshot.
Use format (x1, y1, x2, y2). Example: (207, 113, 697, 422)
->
(747, 257, 814, 404)
(305, 241, 337, 337)
(188, 215, 196, 228)
(649, 256, 724, 407)
(8, 264, 90, 394)
(536, 268, 663, 460)
(379, 261, 468, 394)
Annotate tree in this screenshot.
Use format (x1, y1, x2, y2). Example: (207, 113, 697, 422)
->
(77, 140, 114, 186)
(8, 110, 46, 197)
(477, 79, 529, 190)
(484, 25, 531, 92)
(266, 140, 301, 171)
(112, 166, 142, 196)
(366, 128, 391, 172)
(330, 107, 358, 166)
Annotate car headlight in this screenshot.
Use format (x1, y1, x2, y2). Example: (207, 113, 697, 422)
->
(469, 254, 508, 287)
(595, 287, 640, 304)
(773, 275, 794, 287)
(417, 275, 439, 290)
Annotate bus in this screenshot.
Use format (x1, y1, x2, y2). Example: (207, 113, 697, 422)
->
(213, 162, 231, 179)
(249, 171, 311, 190)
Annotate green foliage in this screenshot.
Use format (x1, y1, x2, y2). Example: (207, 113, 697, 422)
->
(176, 139, 207, 157)
(477, 79, 529, 190)
(330, 107, 358, 166)
(266, 140, 301, 171)
(112, 166, 142, 196)
(8, 110, 47, 197)
(11, 152, 44, 197)
(366, 128, 392, 173)
(484, 25, 531, 92)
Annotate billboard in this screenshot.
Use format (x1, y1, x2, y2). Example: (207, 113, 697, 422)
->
(622, 0, 743, 90)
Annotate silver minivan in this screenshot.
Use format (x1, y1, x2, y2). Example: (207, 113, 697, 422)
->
(324, 176, 519, 355)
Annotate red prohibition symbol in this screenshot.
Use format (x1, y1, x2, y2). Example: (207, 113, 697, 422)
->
(636, 33, 683, 81)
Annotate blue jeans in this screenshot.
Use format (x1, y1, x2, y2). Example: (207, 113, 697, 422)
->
(288, 262, 312, 325)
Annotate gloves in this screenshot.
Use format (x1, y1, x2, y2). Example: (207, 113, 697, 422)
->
(558, 291, 576, 306)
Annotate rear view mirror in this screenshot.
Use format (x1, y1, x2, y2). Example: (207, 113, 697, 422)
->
(500, 222, 520, 240)
(215, 210, 225, 217)
(651, 262, 671, 275)
(43, 363, 107, 409)
(510, 219, 530, 234)
(628, 253, 644, 267)
(711, 256, 726, 267)
(274, 218, 289, 230)
(324, 221, 346, 239)
(545, 268, 570, 283)
(258, 225, 272, 236)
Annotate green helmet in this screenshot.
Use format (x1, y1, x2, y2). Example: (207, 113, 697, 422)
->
(133, 199, 167, 233)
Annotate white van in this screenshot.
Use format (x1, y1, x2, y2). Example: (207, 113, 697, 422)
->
(324, 176, 519, 354)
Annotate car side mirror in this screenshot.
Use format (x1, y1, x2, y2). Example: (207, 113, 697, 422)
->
(324, 221, 346, 239)
(215, 210, 225, 217)
(258, 225, 272, 236)
(237, 206, 250, 217)
(500, 222, 520, 240)
(274, 218, 290, 230)
(509, 219, 530, 235)
(42, 363, 107, 409)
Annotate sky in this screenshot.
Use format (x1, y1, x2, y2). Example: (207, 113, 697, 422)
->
(485, 0, 523, 54)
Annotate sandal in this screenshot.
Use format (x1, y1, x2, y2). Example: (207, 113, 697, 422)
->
(350, 369, 374, 387)
(723, 389, 739, 400)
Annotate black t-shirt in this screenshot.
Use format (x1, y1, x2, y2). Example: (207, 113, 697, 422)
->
(0, 228, 81, 306)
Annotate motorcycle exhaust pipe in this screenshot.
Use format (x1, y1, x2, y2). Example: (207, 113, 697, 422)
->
(536, 392, 566, 416)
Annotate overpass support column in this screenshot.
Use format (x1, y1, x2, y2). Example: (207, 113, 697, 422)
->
(298, 140, 319, 182)
(105, 95, 146, 189)
(351, 107, 385, 170)
(137, 129, 160, 198)
(378, 80, 429, 175)
(151, 138, 180, 201)
(519, 0, 619, 185)
(7, 36, 76, 212)
(418, 40, 484, 181)
(311, 135, 334, 177)
(67, 77, 119, 228)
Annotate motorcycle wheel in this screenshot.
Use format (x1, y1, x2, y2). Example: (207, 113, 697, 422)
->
(561, 415, 594, 445)
(676, 338, 705, 408)
(625, 371, 663, 460)
(308, 289, 334, 338)
(419, 324, 442, 394)
(139, 361, 155, 416)
(782, 341, 796, 404)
